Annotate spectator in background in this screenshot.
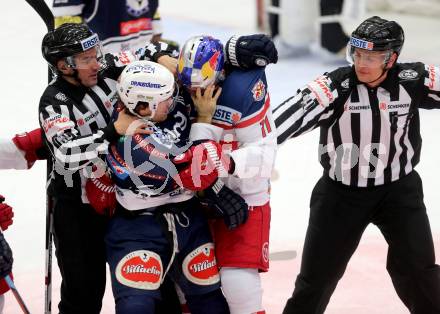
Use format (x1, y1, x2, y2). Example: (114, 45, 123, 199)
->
(52, 0, 162, 53)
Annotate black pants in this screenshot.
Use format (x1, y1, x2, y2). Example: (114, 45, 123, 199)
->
(283, 171, 440, 314)
(53, 197, 108, 314)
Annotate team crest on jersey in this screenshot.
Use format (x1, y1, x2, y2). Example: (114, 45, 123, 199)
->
(182, 243, 220, 285)
(116, 250, 162, 290)
(252, 79, 266, 101)
(341, 78, 350, 89)
(398, 69, 418, 80)
(126, 0, 149, 17)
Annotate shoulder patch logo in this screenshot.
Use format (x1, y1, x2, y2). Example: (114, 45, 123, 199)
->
(341, 78, 350, 89)
(55, 92, 67, 102)
(398, 69, 418, 80)
(252, 79, 266, 102)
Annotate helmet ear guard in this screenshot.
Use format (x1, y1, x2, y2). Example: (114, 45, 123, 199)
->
(117, 60, 175, 120)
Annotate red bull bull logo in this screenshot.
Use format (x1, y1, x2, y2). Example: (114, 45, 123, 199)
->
(201, 50, 221, 82)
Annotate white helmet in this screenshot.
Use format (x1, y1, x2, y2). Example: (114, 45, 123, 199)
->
(117, 60, 175, 119)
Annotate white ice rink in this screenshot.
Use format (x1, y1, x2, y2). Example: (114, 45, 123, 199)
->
(1, 1, 439, 313)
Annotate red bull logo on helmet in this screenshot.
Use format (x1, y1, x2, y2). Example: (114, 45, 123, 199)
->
(201, 50, 221, 82)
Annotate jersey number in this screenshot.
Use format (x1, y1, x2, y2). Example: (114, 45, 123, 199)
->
(259, 116, 272, 138)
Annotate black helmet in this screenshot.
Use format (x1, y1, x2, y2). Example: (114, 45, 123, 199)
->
(42, 23, 99, 67)
(350, 16, 404, 55)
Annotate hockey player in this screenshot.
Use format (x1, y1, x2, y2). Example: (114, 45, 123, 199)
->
(273, 16, 440, 313)
(177, 35, 278, 314)
(104, 59, 248, 314)
(52, 0, 163, 53)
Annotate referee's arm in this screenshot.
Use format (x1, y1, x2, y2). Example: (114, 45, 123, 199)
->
(273, 74, 340, 145)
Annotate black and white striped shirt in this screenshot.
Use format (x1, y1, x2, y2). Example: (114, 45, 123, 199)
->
(274, 62, 440, 187)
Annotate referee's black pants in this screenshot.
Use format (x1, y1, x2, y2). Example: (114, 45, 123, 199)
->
(53, 197, 108, 314)
(283, 171, 440, 314)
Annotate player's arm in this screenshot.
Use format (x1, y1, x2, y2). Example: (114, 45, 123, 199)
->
(420, 64, 440, 109)
(141, 34, 278, 73)
(273, 72, 342, 145)
(0, 129, 47, 170)
(39, 96, 148, 171)
(51, 0, 85, 28)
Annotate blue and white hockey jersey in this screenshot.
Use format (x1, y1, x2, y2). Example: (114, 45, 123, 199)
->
(52, 0, 162, 53)
(190, 68, 277, 206)
(106, 95, 195, 210)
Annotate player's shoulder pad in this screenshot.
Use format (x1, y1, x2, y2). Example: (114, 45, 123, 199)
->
(216, 68, 268, 127)
(221, 67, 267, 109)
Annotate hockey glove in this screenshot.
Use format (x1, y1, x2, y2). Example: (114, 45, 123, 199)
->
(172, 140, 230, 191)
(85, 172, 117, 217)
(202, 180, 248, 230)
(225, 34, 278, 69)
(0, 196, 13, 231)
(0, 232, 13, 278)
(12, 128, 46, 168)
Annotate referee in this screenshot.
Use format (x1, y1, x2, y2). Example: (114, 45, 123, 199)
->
(274, 16, 440, 314)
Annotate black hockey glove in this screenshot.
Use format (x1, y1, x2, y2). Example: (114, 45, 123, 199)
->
(0, 232, 12, 278)
(225, 34, 278, 69)
(141, 41, 179, 62)
(202, 180, 248, 230)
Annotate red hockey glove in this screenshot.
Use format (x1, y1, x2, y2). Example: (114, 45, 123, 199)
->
(172, 140, 230, 191)
(12, 128, 44, 168)
(85, 173, 117, 217)
(0, 196, 13, 231)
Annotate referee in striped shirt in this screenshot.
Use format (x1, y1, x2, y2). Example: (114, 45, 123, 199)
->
(275, 16, 440, 314)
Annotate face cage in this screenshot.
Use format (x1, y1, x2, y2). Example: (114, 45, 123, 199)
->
(346, 44, 392, 68)
(64, 43, 106, 70)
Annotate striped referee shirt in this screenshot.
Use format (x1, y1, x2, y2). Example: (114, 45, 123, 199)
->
(38, 50, 143, 202)
(38, 43, 180, 202)
(273, 62, 440, 187)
